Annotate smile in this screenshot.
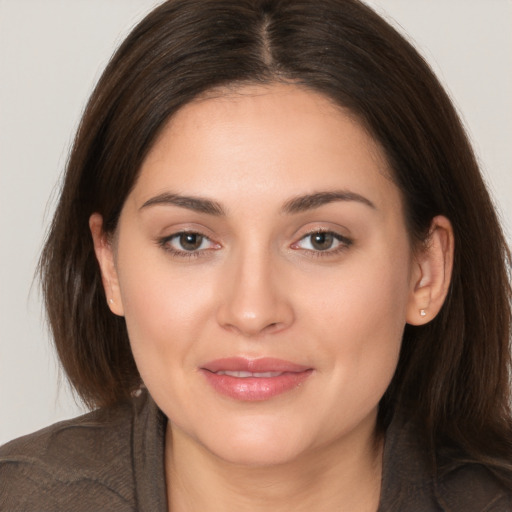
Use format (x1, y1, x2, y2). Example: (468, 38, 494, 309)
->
(200, 358, 313, 401)
(214, 371, 284, 378)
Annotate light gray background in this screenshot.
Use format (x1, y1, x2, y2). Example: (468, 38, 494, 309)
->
(1, 0, 511, 444)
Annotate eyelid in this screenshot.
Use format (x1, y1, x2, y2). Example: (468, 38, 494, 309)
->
(290, 228, 353, 254)
(158, 229, 221, 259)
(156, 224, 352, 259)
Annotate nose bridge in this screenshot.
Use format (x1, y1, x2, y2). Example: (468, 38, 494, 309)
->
(216, 241, 293, 336)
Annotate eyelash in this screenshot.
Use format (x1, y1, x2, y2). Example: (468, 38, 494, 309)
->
(158, 229, 353, 259)
(291, 229, 353, 257)
(158, 231, 219, 260)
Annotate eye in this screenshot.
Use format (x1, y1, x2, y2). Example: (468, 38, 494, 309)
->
(160, 231, 219, 256)
(292, 231, 352, 253)
(173, 233, 208, 251)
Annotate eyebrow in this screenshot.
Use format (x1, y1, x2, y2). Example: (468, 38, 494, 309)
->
(140, 193, 226, 216)
(139, 189, 376, 216)
(281, 190, 376, 214)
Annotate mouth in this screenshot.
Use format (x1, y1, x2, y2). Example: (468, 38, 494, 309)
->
(214, 370, 285, 378)
(200, 357, 313, 401)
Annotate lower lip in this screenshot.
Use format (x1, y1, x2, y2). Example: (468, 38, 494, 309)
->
(201, 370, 313, 401)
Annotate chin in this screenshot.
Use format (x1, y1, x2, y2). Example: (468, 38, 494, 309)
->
(210, 439, 307, 468)
(194, 418, 315, 468)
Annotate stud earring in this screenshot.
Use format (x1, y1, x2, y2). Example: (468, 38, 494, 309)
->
(420, 309, 426, 317)
(108, 298, 114, 305)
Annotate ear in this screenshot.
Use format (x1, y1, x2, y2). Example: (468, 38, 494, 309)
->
(406, 215, 454, 326)
(89, 213, 124, 316)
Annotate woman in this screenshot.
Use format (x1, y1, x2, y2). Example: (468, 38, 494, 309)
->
(1, 0, 511, 510)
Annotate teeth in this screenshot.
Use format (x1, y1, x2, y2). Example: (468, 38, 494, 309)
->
(216, 371, 283, 378)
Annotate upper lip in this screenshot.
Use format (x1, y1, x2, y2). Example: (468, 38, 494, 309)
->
(201, 357, 311, 373)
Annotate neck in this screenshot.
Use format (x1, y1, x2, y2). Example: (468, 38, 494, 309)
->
(165, 419, 383, 512)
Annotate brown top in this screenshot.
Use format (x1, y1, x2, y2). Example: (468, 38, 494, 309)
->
(1, 390, 510, 511)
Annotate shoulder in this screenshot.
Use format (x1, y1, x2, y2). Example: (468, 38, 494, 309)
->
(380, 414, 512, 511)
(435, 455, 512, 511)
(0, 398, 139, 511)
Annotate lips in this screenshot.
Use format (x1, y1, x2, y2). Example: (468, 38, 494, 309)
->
(200, 357, 313, 401)
(214, 370, 284, 378)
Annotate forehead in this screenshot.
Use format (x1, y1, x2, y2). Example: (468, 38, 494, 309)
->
(131, 83, 399, 214)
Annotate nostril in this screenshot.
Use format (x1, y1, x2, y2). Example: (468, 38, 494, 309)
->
(263, 322, 283, 334)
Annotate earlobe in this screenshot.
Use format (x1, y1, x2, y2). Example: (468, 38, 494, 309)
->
(406, 215, 454, 326)
(89, 213, 125, 316)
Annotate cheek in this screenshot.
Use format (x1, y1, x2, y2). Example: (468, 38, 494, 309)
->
(305, 247, 411, 332)
(300, 241, 412, 391)
(115, 251, 217, 372)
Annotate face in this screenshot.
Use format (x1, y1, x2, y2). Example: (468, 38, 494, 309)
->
(95, 83, 424, 466)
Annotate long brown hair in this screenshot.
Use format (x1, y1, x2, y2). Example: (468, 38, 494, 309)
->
(40, 0, 512, 483)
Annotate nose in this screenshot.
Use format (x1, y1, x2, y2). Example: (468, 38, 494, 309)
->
(216, 247, 295, 337)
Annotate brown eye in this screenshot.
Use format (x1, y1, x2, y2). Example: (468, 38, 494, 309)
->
(292, 230, 352, 254)
(178, 233, 204, 251)
(310, 232, 335, 251)
(161, 231, 215, 255)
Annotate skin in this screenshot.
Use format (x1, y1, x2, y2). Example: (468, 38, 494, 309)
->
(91, 83, 453, 512)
